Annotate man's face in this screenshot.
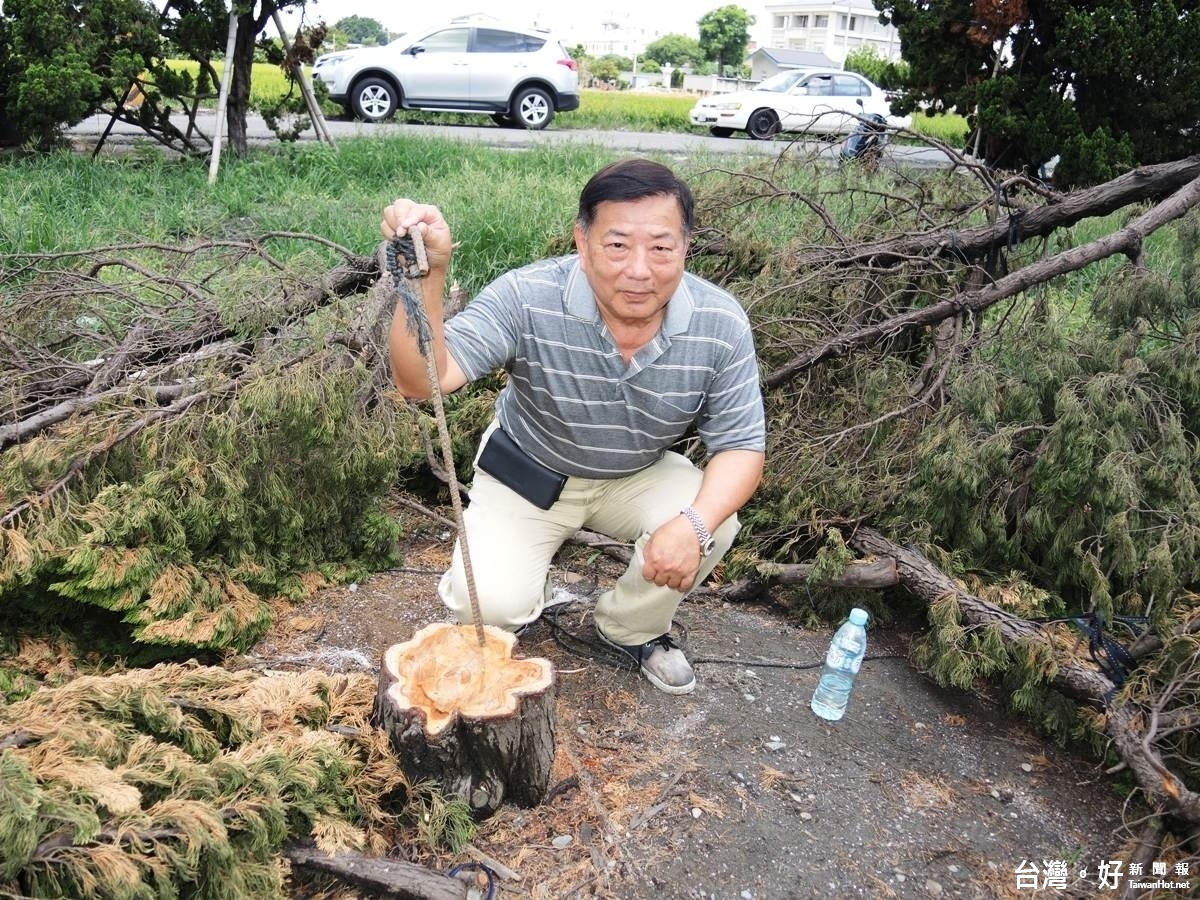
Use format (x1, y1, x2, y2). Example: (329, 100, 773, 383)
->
(573, 194, 689, 331)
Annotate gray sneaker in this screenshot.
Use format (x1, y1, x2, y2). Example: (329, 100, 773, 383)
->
(513, 583, 588, 637)
(596, 624, 696, 695)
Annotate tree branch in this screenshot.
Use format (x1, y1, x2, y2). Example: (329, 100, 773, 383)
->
(283, 843, 466, 900)
(766, 170, 1200, 388)
(789, 155, 1200, 272)
(720, 557, 899, 602)
(845, 525, 1115, 703)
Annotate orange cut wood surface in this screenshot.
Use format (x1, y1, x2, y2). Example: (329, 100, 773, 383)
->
(382, 623, 553, 735)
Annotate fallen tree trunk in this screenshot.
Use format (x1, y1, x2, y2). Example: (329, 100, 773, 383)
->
(1106, 703, 1200, 829)
(844, 525, 1200, 835)
(789, 154, 1200, 272)
(845, 525, 1114, 702)
(766, 170, 1200, 388)
(720, 557, 899, 602)
(373, 623, 556, 819)
(284, 843, 466, 900)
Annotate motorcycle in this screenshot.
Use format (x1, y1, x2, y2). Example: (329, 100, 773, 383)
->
(839, 111, 889, 168)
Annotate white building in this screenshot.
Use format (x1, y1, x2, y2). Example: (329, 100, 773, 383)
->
(577, 18, 663, 58)
(763, 1, 901, 65)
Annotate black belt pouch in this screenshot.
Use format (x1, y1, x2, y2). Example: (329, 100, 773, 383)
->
(476, 426, 567, 510)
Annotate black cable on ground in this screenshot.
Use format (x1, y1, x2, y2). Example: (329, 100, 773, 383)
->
(446, 862, 497, 900)
(539, 599, 907, 672)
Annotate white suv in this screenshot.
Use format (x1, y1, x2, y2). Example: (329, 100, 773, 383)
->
(313, 24, 579, 130)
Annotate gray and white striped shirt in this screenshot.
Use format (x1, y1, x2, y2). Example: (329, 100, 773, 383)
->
(445, 255, 766, 478)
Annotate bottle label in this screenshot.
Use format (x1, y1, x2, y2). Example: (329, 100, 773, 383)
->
(826, 645, 863, 673)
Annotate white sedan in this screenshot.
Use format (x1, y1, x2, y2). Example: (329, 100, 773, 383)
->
(689, 69, 909, 140)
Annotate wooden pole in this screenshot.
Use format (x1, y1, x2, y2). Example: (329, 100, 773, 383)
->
(208, 10, 239, 186)
(270, 9, 337, 149)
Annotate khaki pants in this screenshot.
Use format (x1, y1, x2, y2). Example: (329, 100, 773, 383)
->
(438, 423, 739, 645)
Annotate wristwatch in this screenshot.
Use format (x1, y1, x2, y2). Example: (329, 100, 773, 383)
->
(680, 506, 716, 557)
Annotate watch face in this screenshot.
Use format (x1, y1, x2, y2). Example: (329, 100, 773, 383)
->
(702, 538, 716, 557)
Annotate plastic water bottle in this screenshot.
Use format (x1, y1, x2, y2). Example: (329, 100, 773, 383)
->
(810, 608, 869, 722)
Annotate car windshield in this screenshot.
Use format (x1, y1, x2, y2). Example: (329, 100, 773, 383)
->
(754, 71, 807, 93)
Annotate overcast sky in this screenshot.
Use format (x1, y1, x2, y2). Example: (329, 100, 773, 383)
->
(0, 1, 771, 49)
(280, 1, 772, 45)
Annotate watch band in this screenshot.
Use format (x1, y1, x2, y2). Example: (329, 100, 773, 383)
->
(680, 506, 716, 557)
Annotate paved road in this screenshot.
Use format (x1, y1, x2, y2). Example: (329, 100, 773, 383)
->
(69, 109, 956, 169)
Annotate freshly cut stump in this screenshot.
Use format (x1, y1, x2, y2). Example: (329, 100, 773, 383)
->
(373, 622, 556, 818)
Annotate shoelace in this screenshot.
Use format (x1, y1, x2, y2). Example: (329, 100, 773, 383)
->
(648, 634, 681, 654)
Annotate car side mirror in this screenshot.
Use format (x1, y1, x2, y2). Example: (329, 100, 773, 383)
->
(408, 45, 425, 56)
(856, 98, 865, 109)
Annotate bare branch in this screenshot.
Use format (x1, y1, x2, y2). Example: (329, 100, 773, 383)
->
(789, 155, 1200, 272)
(766, 171, 1200, 388)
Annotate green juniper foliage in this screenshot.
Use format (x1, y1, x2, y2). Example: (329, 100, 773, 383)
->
(0, 664, 474, 898)
(690, 160, 1199, 758)
(0, 248, 418, 653)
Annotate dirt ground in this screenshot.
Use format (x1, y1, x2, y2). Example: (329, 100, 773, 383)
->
(253, 527, 1130, 900)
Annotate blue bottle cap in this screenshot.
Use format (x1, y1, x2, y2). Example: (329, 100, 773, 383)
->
(849, 608, 869, 626)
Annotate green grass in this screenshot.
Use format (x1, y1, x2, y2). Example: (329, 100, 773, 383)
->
(561, 90, 697, 131)
(1, 133, 1141, 305)
(908, 111, 968, 145)
(376, 88, 697, 133)
(0, 139, 621, 294)
(164, 59, 303, 103)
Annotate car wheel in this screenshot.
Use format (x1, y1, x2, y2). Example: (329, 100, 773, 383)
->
(513, 87, 554, 130)
(746, 109, 780, 140)
(709, 126, 734, 138)
(351, 77, 398, 122)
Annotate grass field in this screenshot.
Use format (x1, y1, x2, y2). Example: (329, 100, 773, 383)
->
(0, 139, 621, 293)
(3, 130, 1161, 307)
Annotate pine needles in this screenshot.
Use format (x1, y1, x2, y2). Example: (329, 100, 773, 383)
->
(1, 238, 422, 655)
(0, 662, 472, 898)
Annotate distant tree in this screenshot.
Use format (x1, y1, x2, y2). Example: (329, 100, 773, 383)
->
(843, 44, 908, 91)
(697, 5, 754, 72)
(333, 14, 387, 46)
(0, 15, 19, 142)
(169, 0, 314, 154)
(644, 33, 704, 69)
(600, 53, 633, 72)
(590, 56, 621, 84)
(876, 0, 1200, 185)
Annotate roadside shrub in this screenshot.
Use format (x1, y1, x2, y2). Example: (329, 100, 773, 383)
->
(0, 0, 160, 146)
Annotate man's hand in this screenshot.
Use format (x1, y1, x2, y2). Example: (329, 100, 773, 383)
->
(381, 199, 453, 272)
(642, 514, 703, 592)
(382, 199, 467, 398)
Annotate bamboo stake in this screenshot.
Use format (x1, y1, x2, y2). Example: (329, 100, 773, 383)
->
(208, 10, 238, 186)
(270, 9, 336, 148)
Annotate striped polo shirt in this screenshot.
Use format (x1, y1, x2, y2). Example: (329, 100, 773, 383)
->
(444, 254, 766, 479)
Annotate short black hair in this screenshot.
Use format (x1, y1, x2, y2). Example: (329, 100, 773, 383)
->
(576, 158, 695, 236)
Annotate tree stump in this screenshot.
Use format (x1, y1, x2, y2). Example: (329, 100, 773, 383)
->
(373, 623, 556, 818)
